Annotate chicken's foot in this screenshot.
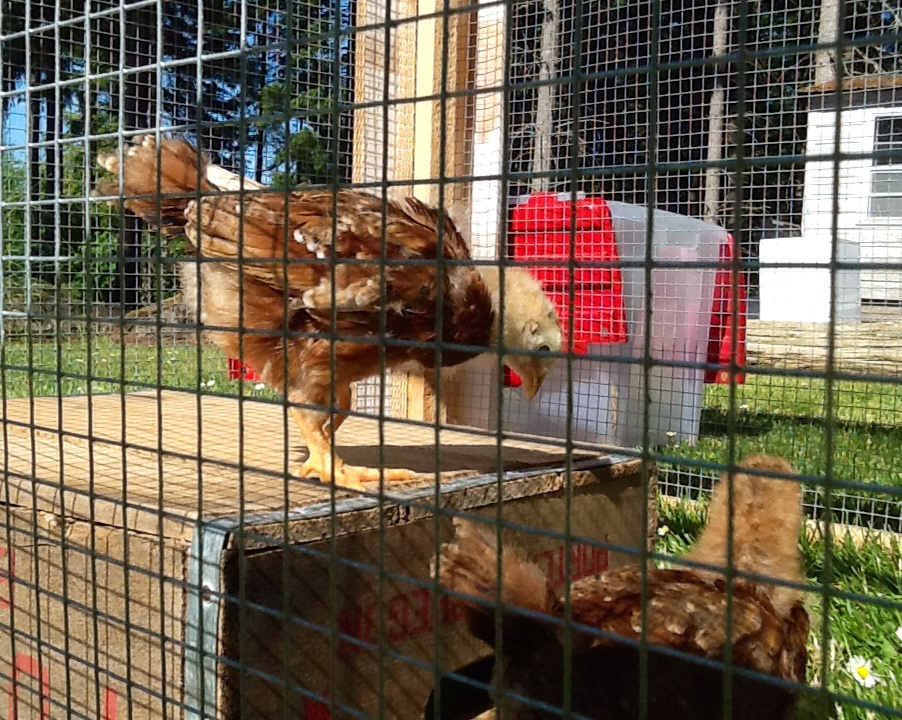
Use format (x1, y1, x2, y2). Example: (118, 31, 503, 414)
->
(289, 405, 414, 490)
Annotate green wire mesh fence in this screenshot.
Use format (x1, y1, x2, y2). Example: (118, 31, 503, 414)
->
(0, 0, 900, 719)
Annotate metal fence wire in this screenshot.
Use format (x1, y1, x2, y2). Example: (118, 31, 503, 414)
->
(0, 0, 901, 718)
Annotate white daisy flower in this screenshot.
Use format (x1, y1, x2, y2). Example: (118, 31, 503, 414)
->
(739, 403, 749, 411)
(205, 379, 216, 388)
(657, 525, 670, 537)
(254, 383, 266, 392)
(846, 657, 880, 688)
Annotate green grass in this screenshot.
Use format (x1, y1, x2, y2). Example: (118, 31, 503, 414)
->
(0, 336, 246, 399)
(658, 498, 902, 720)
(664, 375, 902, 527)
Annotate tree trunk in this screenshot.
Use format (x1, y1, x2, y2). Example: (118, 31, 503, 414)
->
(28, 92, 42, 273)
(44, 70, 59, 287)
(118, 5, 158, 310)
(531, 0, 559, 194)
(814, 0, 840, 86)
(27, 0, 50, 281)
(54, 82, 65, 266)
(704, 0, 730, 225)
(254, 125, 265, 184)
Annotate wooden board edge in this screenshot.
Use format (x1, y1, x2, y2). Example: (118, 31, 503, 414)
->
(227, 457, 654, 550)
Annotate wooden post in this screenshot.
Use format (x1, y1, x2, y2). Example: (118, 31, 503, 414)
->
(532, 0, 559, 194)
(352, 0, 418, 419)
(814, 0, 840, 86)
(441, 0, 507, 426)
(398, 0, 479, 424)
(469, 0, 508, 258)
(414, 0, 437, 203)
(703, 0, 730, 225)
(405, 0, 442, 423)
(431, 0, 478, 222)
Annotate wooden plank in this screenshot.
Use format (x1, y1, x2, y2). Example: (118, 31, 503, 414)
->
(747, 319, 902, 375)
(0, 391, 619, 540)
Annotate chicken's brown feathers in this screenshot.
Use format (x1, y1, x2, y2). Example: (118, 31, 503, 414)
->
(95, 135, 498, 401)
(568, 565, 808, 682)
(686, 453, 805, 615)
(95, 135, 212, 242)
(439, 519, 553, 618)
(437, 453, 810, 719)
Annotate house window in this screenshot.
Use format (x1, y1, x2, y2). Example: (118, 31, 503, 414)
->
(869, 116, 902, 217)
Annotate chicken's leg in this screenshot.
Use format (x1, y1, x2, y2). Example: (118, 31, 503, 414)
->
(321, 382, 352, 437)
(290, 398, 414, 490)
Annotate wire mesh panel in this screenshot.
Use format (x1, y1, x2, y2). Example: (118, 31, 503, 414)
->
(1, 0, 901, 719)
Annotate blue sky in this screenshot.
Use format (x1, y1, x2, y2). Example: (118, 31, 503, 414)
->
(3, 100, 28, 148)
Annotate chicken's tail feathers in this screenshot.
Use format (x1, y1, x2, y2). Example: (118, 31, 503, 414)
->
(685, 453, 806, 611)
(93, 135, 213, 239)
(437, 519, 554, 648)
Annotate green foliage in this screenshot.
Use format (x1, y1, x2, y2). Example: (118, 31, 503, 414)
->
(258, 83, 332, 188)
(1, 154, 28, 284)
(1, 0, 351, 305)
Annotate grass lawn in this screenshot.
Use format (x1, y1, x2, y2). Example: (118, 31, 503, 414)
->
(660, 376, 902, 531)
(1, 336, 234, 396)
(5, 338, 901, 501)
(668, 375, 902, 486)
(659, 498, 902, 720)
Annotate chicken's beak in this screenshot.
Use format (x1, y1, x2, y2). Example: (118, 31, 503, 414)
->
(521, 368, 549, 402)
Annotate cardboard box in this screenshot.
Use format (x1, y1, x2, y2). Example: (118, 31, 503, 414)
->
(0, 391, 656, 719)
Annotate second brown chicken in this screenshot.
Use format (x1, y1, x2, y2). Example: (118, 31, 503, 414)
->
(438, 454, 810, 720)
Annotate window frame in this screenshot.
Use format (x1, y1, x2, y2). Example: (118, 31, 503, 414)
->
(868, 114, 902, 219)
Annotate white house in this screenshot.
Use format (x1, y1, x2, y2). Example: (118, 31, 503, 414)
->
(760, 76, 902, 322)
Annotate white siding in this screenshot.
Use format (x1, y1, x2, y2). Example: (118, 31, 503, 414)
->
(803, 106, 902, 302)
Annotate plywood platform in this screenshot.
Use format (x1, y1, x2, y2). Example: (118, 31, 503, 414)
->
(0, 390, 618, 542)
(0, 390, 652, 720)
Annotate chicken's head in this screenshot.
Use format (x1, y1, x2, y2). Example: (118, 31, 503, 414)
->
(478, 266, 563, 401)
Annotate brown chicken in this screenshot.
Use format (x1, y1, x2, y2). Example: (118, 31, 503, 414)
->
(94, 136, 562, 489)
(438, 454, 810, 720)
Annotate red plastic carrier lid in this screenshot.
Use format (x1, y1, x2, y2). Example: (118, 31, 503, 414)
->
(509, 192, 628, 355)
(504, 192, 628, 389)
(227, 357, 260, 383)
(705, 232, 748, 385)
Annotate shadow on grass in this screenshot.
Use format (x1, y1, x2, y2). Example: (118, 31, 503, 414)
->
(699, 408, 902, 441)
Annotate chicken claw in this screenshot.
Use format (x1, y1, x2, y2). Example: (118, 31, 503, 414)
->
(289, 405, 415, 490)
(293, 454, 414, 491)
